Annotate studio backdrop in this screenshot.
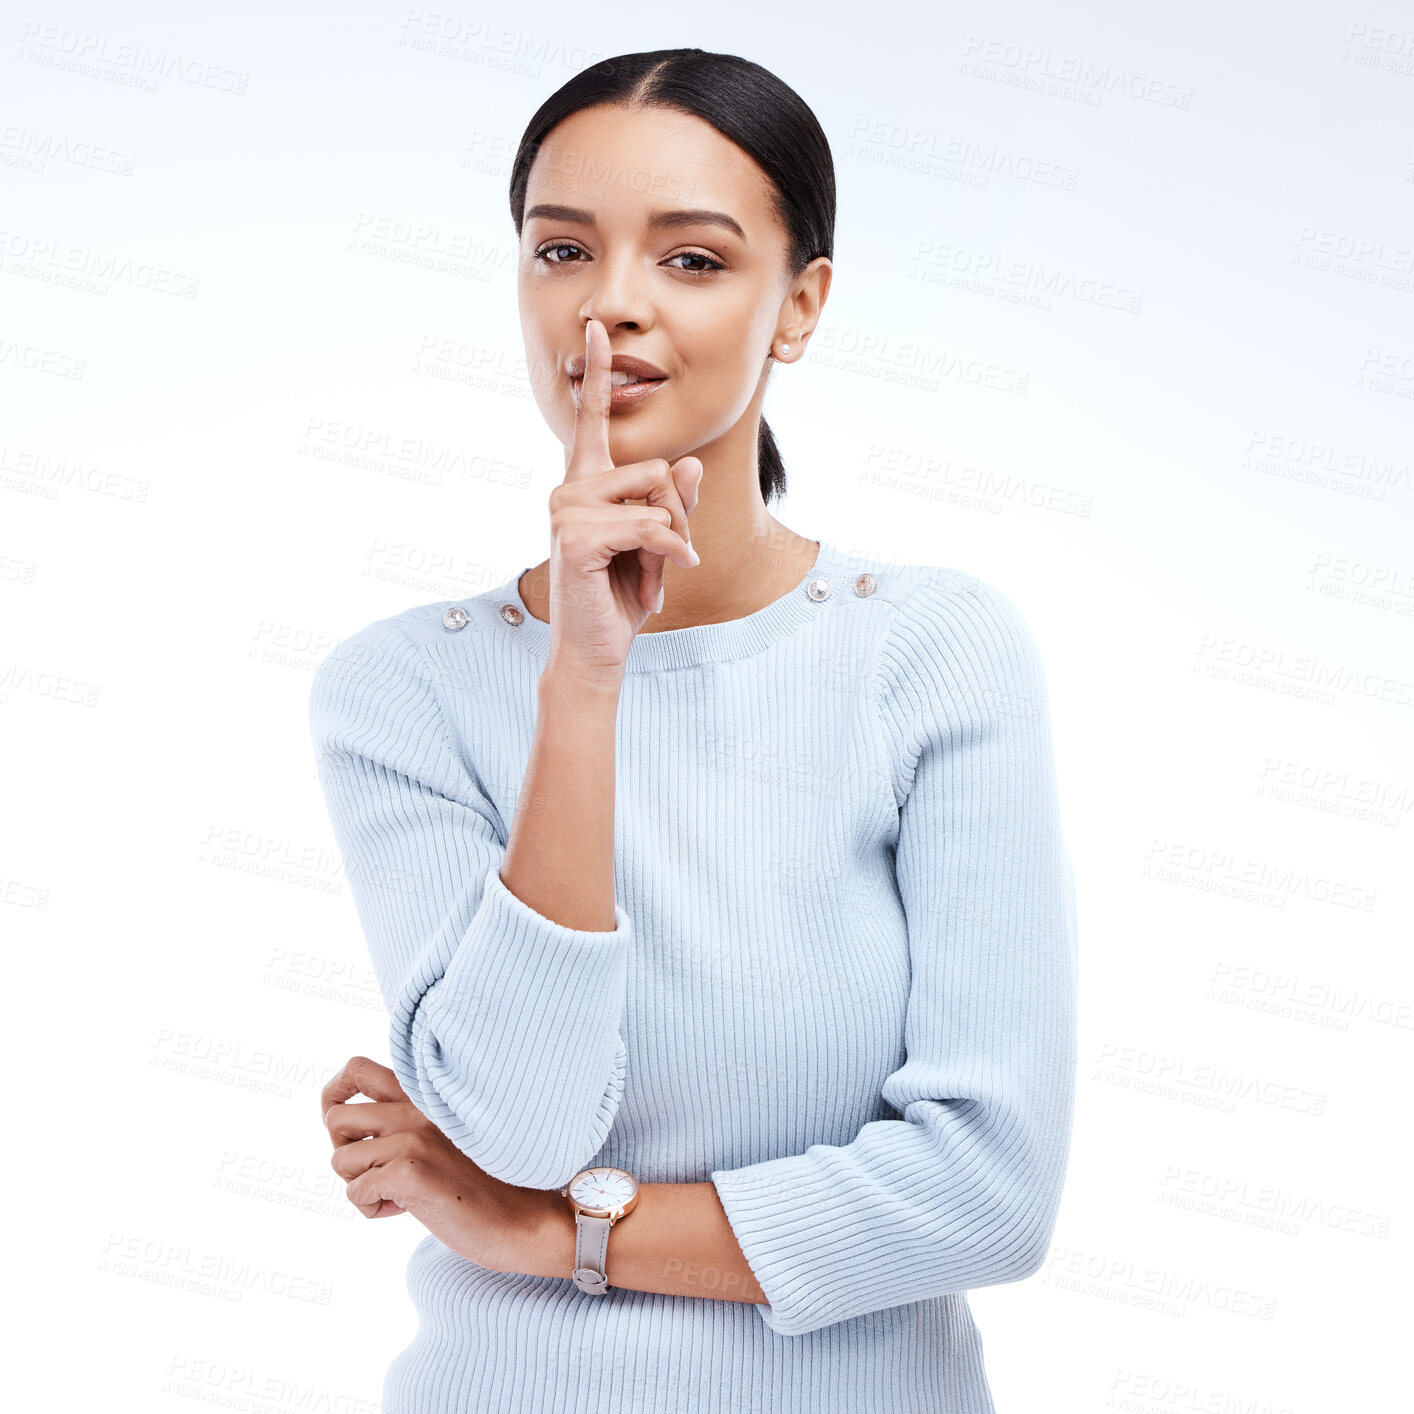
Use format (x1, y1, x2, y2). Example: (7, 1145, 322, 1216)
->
(7, 2, 1409, 1411)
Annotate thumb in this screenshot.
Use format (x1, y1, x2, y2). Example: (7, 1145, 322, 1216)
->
(672, 456, 704, 516)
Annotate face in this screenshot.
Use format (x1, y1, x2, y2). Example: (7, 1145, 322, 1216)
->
(516, 102, 829, 468)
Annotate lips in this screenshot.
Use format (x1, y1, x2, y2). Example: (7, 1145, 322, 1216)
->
(566, 350, 669, 411)
(570, 373, 670, 411)
(566, 352, 669, 382)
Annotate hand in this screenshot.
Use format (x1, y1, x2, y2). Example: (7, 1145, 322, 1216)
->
(320, 1054, 553, 1273)
(545, 316, 703, 687)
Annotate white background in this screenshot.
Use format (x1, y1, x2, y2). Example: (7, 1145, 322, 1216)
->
(5, 2, 1411, 1409)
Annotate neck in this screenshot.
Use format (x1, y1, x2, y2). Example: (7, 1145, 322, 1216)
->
(648, 506, 817, 630)
(519, 517, 818, 633)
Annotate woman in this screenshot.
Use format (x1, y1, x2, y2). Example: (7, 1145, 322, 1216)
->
(312, 47, 1077, 1414)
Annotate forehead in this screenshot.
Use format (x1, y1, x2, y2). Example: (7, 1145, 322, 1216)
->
(524, 103, 778, 234)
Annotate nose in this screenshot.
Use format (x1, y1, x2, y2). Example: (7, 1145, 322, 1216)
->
(578, 250, 653, 333)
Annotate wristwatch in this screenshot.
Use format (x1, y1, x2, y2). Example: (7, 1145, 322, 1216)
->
(560, 1165, 640, 1295)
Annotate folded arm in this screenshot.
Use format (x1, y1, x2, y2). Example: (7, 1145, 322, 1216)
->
(708, 573, 1079, 1336)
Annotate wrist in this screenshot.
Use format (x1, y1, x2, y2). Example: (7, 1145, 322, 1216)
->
(498, 1187, 576, 1280)
(538, 663, 623, 705)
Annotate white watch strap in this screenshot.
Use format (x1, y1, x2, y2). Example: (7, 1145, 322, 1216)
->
(572, 1212, 612, 1294)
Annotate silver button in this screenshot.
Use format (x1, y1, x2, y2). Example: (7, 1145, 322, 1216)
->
(499, 603, 524, 627)
(854, 573, 877, 597)
(443, 607, 468, 631)
(806, 576, 831, 602)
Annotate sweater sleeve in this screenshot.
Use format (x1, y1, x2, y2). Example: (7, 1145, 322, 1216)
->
(709, 572, 1078, 1336)
(308, 615, 633, 1190)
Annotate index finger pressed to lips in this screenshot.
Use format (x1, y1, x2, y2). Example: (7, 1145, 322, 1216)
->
(567, 317, 613, 480)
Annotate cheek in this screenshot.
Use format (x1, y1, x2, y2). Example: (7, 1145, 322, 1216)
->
(527, 336, 571, 404)
(680, 302, 768, 386)
(681, 349, 766, 419)
(517, 288, 562, 377)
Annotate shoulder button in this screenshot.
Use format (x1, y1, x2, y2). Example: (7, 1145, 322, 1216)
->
(443, 607, 469, 631)
(499, 603, 524, 627)
(806, 576, 832, 602)
(853, 573, 877, 597)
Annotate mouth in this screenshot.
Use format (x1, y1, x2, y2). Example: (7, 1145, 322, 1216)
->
(569, 370, 669, 411)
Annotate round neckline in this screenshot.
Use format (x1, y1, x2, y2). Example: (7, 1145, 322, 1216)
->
(496, 538, 859, 674)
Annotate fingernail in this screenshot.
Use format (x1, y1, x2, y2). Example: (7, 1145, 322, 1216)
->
(654, 585, 665, 614)
(686, 545, 700, 566)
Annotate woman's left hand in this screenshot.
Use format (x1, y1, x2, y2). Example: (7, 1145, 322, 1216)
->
(320, 1054, 551, 1273)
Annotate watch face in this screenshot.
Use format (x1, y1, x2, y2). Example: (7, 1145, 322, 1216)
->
(568, 1166, 638, 1216)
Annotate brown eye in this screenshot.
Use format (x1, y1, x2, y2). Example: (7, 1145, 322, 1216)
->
(665, 251, 726, 274)
(533, 242, 585, 265)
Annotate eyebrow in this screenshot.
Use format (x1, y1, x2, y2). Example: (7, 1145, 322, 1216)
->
(524, 203, 747, 242)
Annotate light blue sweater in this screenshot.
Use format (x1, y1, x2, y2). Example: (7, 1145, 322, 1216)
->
(309, 538, 1078, 1414)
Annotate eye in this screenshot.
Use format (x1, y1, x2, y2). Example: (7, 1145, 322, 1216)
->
(530, 241, 727, 275)
(664, 250, 726, 274)
(532, 241, 585, 266)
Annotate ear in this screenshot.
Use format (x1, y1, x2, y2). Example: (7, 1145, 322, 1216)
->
(775, 256, 832, 357)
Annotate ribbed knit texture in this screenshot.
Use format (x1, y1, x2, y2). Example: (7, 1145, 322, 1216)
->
(308, 539, 1078, 1414)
